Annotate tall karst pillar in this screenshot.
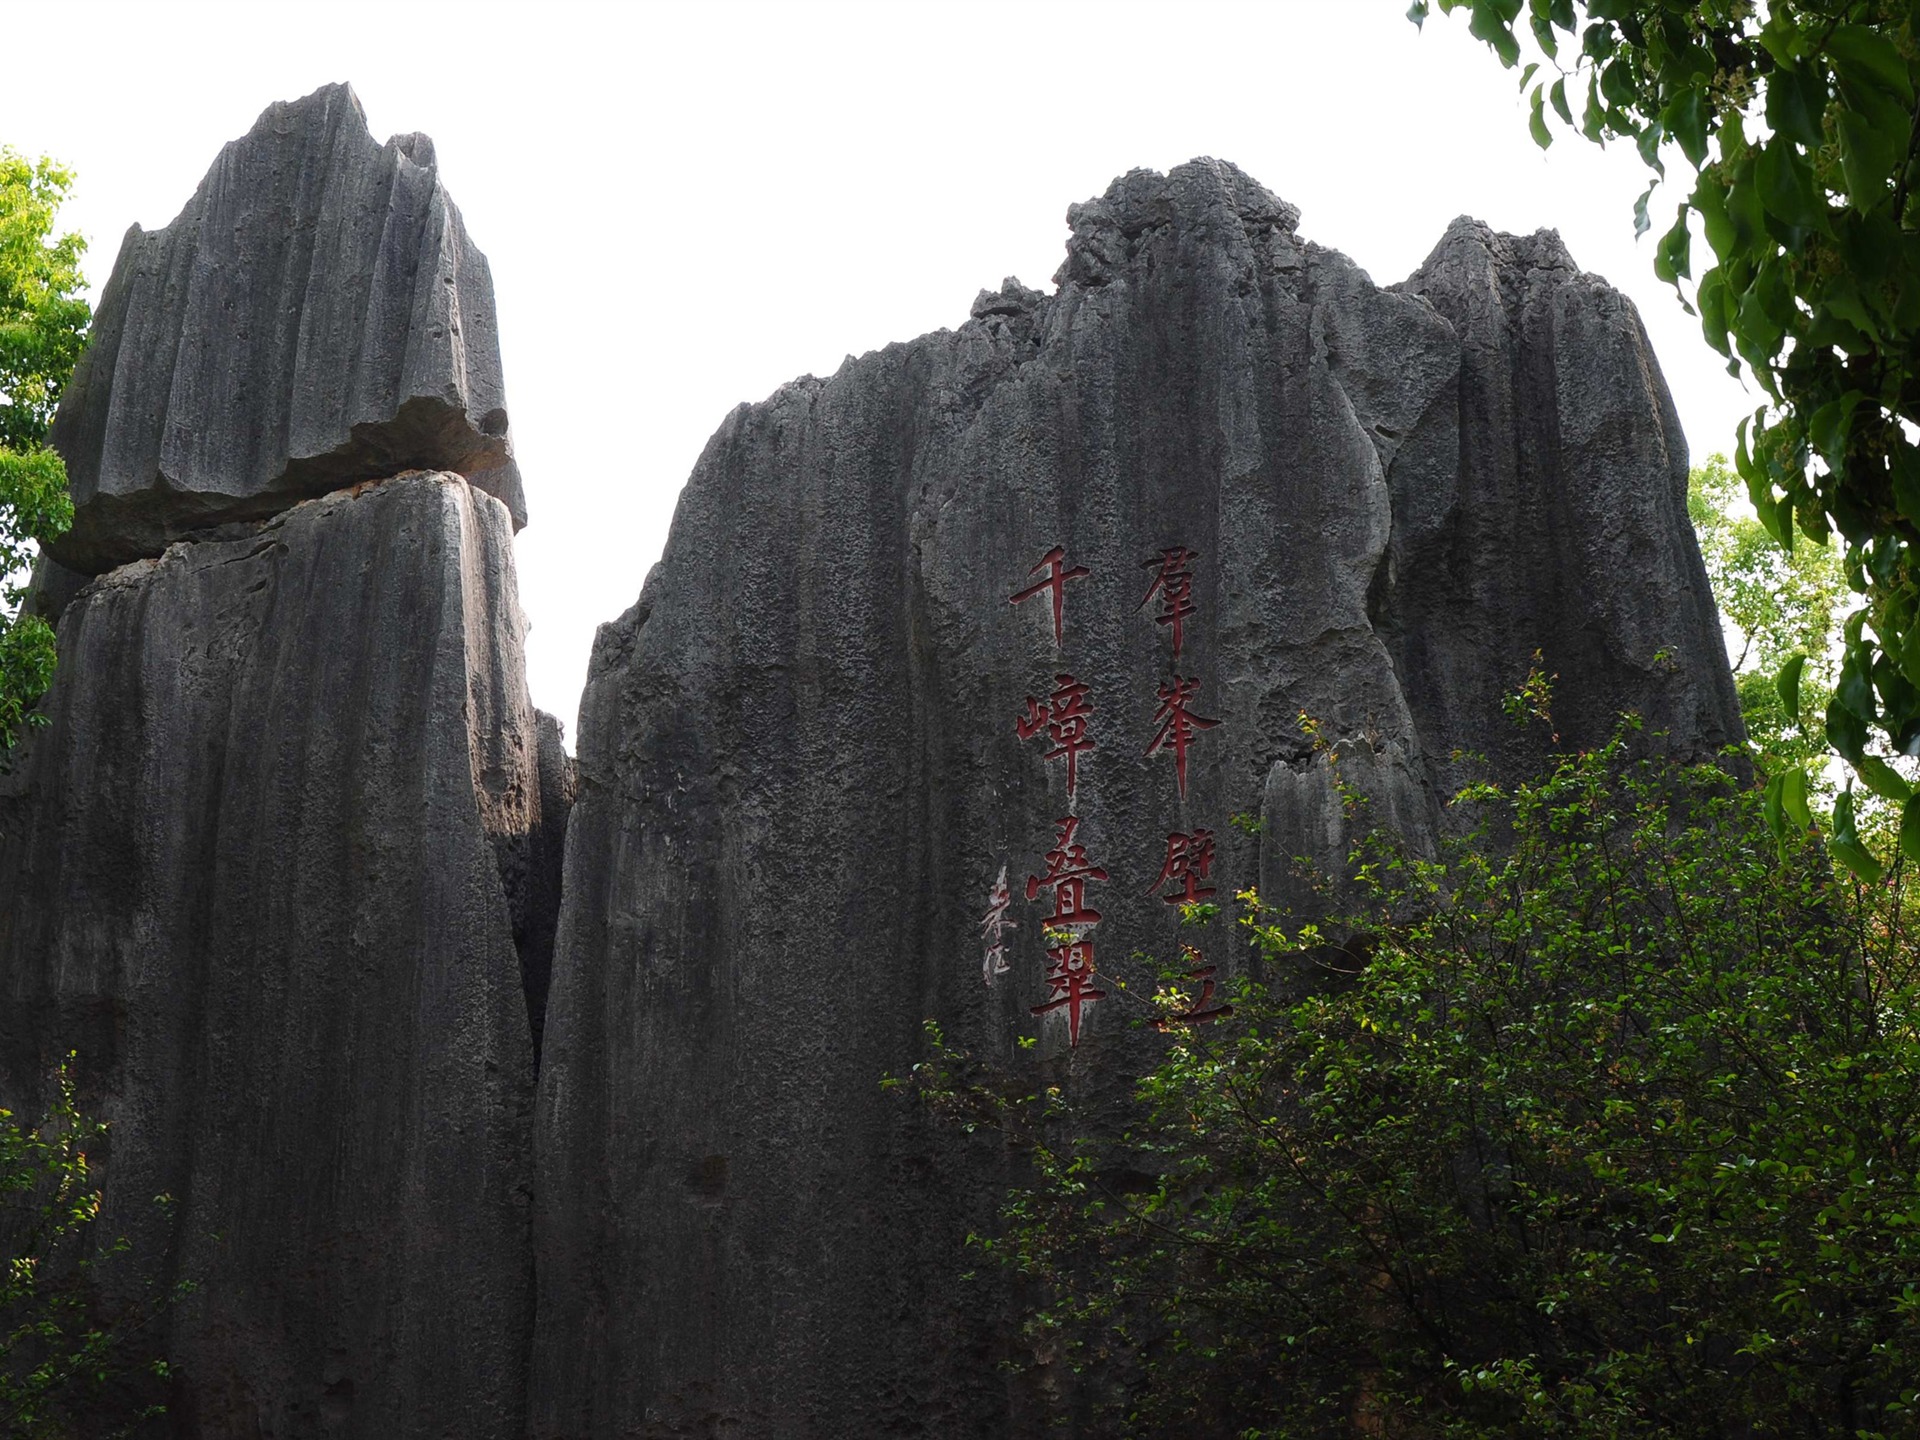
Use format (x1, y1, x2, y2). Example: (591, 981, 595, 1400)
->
(0, 84, 566, 1438)
(528, 160, 1742, 1436)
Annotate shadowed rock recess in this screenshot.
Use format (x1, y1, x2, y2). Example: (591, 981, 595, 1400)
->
(528, 160, 1742, 1436)
(4, 115, 1742, 1439)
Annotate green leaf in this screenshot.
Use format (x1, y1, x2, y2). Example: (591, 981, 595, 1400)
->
(1796, 495, 1831, 545)
(1755, 138, 1829, 233)
(1583, 73, 1606, 140)
(1781, 765, 1813, 832)
(1765, 63, 1828, 150)
(1664, 85, 1710, 168)
(1754, 487, 1791, 547)
(1408, 0, 1430, 27)
(1831, 788, 1885, 882)
(1857, 754, 1912, 803)
(1635, 118, 1666, 177)
(1837, 204, 1899, 285)
(1633, 181, 1654, 238)
(1762, 770, 1787, 839)
(1890, 445, 1920, 529)
(1839, 645, 1878, 722)
(1530, 85, 1552, 148)
(1600, 56, 1638, 109)
(1550, 76, 1572, 125)
(1808, 392, 1863, 466)
(1899, 793, 1920, 865)
(1828, 23, 1915, 107)
(1737, 267, 1788, 362)
(1468, 0, 1523, 65)
(1821, 275, 1885, 347)
(1654, 207, 1692, 289)
(1837, 107, 1904, 205)
(1828, 695, 1870, 763)
(1528, 6, 1557, 56)
(1777, 653, 1808, 724)
(1697, 266, 1731, 353)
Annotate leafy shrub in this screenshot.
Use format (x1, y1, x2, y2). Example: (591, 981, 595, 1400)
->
(909, 722, 1920, 1437)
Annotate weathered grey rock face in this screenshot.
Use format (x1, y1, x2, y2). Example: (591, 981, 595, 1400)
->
(1381, 216, 1736, 803)
(47, 83, 522, 574)
(529, 160, 1742, 1436)
(0, 472, 553, 1438)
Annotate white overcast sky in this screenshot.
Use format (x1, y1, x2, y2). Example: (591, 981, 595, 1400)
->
(0, 0, 1755, 739)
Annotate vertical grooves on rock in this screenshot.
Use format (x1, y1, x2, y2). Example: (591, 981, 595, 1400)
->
(527, 159, 1745, 1438)
(48, 83, 525, 575)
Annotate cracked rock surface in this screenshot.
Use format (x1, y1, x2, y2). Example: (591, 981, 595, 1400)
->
(529, 159, 1742, 1437)
(47, 83, 523, 573)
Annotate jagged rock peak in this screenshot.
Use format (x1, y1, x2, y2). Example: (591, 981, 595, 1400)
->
(48, 82, 524, 573)
(1055, 157, 1304, 289)
(1401, 213, 1582, 312)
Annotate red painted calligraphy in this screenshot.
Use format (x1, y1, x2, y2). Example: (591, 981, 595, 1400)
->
(1154, 945, 1233, 1028)
(1015, 673, 1097, 797)
(1025, 815, 1108, 929)
(1149, 828, 1217, 905)
(1009, 545, 1091, 647)
(981, 864, 1016, 986)
(1031, 936, 1106, 1048)
(1139, 546, 1199, 659)
(1143, 676, 1220, 797)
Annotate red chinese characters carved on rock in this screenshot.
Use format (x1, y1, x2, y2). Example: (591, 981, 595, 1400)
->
(1025, 815, 1108, 929)
(1009, 545, 1091, 647)
(1149, 828, 1217, 905)
(1139, 546, 1199, 659)
(1154, 945, 1233, 1029)
(1016, 672, 1097, 798)
(1144, 676, 1220, 798)
(1031, 937, 1106, 1049)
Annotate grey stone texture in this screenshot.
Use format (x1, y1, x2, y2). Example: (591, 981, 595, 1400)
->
(47, 83, 522, 574)
(0, 472, 556, 1438)
(8, 117, 1744, 1435)
(528, 160, 1742, 1436)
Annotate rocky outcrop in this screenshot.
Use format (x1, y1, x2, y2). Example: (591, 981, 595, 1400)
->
(8, 105, 1742, 1436)
(2, 88, 560, 1439)
(46, 83, 522, 574)
(1380, 216, 1736, 801)
(527, 160, 1742, 1436)
(0, 473, 547, 1438)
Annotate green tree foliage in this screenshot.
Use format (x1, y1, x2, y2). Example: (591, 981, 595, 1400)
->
(2, 1061, 174, 1436)
(0, 148, 85, 760)
(1410, 0, 1920, 867)
(1692, 451, 1850, 772)
(906, 722, 1920, 1436)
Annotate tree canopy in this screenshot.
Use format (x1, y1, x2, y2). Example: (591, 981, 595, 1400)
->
(1411, 0, 1920, 872)
(0, 148, 84, 760)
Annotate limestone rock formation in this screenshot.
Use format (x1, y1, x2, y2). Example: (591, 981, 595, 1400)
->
(7, 105, 1744, 1436)
(1383, 216, 1731, 802)
(1, 473, 548, 1437)
(47, 82, 522, 574)
(2, 89, 558, 1439)
(528, 160, 1742, 1436)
